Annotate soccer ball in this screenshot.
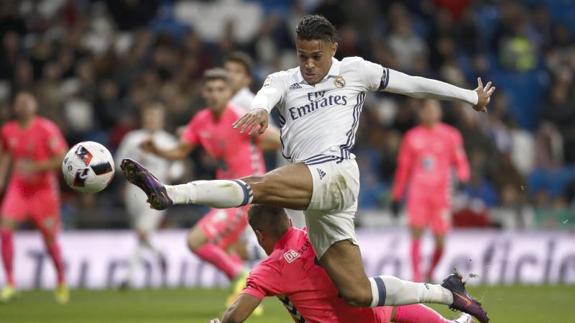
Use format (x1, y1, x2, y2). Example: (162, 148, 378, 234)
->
(62, 141, 115, 193)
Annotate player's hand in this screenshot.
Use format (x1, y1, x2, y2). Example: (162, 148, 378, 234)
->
(139, 138, 157, 154)
(233, 108, 269, 135)
(473, 77, 496, 112)
(209, 319, 221, 323)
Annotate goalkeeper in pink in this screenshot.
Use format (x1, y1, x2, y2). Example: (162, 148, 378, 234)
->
(392, 99, 470, 283)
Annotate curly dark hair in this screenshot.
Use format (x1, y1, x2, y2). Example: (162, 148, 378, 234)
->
(295, 15, 337, 43)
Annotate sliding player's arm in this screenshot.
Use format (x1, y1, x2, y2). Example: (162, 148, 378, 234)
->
(219, 293, 263, 323)
(234, 73, 287, 135)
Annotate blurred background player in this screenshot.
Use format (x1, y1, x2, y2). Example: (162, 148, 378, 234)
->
(213, 205, 473, 323)
(115, 102, 184, 288)
(139, 68, 281, 306)
(392, 99, 470, 282)
(0, 92, 69, 303)
(225, 51, 306, 229)
(225, 52, 256, 113)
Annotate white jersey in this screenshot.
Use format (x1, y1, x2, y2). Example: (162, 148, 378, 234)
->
(230, 87, 255, 112)
(263, 57, 385, 164)
(116, 129, 184, 182)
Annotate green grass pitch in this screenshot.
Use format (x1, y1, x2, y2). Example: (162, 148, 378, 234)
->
(1, 285, 573, 322)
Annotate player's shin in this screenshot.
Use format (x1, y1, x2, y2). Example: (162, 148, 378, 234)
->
(368, 275, 453, 307)
(0, 229, 15, 286)
(165, 180, 253, 208)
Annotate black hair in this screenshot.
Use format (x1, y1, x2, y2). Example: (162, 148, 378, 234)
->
(248, 205, 290, 239)
(295, 15, 337, 43)
(203, 68, 230, 84)
(225, 52, 254, 76)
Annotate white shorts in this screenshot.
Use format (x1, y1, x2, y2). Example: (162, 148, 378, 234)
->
(125, 186, 166, 233)
(304, 158, 360, 259)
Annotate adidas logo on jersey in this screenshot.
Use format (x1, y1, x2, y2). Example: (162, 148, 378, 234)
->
(289, 83, 302, 90)
(317, 168, 326, 180)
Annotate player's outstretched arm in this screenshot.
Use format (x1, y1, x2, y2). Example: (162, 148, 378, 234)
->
(217, 293, 262, 323)
(140, 138, 195, 161)
(383, 69, 496, 112)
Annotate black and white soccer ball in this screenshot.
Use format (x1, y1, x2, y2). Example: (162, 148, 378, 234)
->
(62, 141, 115, 193)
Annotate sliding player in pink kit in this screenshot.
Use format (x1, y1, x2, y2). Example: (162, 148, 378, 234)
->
(139, 69, 280, 304)
(392, 99, 470, 282)
(0, 92, 69, 303)
(211, 205, 472, 323)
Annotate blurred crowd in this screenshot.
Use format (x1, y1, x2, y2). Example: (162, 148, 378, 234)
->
(0, 0, 574, 230)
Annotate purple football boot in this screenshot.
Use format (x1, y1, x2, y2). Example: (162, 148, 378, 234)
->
(441, 272, 489, 323)
(120, 158, 172, 210)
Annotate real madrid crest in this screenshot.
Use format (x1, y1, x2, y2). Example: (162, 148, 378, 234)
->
(334, 75, 345, 88)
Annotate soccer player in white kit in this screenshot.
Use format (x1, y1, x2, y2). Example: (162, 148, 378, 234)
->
(121, 15, 493, 322)
(116, 102, 184, 286)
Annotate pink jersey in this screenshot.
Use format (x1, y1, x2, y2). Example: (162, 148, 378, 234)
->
(392, 123, 469, 205)
(243, 227, 390, 323)
(181, 105, 265, 179)
(1, 117, 67, 192)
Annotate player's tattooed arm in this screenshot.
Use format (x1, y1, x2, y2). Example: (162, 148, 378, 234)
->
(218, 293, 262, 323)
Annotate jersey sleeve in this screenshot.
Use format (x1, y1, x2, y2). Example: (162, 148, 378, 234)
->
(251, 71, 289, 112)
(392, 133, 415, 201)
(180, 116, 200, 145)
(242, 261, 283, 300)
(44, 121, 68, 155)
(357, 58, 387, 92)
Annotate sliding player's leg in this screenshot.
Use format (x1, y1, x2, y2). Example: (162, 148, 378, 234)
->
(391, 304, 474, 323)
(120, 159, 313, 210)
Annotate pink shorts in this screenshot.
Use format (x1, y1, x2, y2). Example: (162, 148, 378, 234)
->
(407, 196, 451, 235)
(1, 185, 61, 235)
(197, 206, 249, 250)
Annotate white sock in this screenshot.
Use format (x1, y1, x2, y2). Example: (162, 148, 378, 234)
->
(165, 180, 253, 208)
(368, 275, 453, 307)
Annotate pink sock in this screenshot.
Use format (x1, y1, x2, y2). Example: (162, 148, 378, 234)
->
(194, 243, 243, 280)
(46, 240, 65, 285)
(426, 244, 444, 281)
(393, 304, 450, 323)
(0, 229, 14, 286)
(410, 238, 421, 282)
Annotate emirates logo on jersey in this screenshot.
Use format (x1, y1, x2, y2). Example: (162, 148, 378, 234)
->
(283, 249, 301, 263)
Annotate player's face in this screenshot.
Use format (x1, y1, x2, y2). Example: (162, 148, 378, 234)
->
(224, 61, 251, 93)
(142, 107, 164, 132)
(203, 79, 232, 113)
(14, 93, 37, 121)
(295, 39, 337, 85)
(419, 100, 442, 126)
